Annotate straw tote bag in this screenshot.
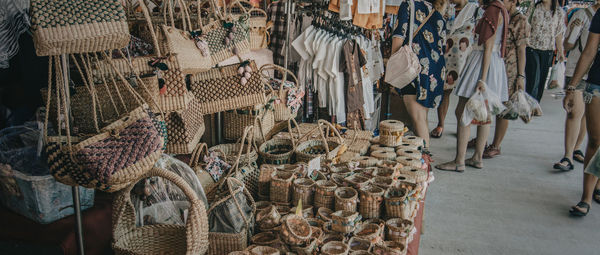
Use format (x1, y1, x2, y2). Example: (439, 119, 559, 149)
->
(30, 0, 130, 56)
(44, 55, 164, 193)
(165, 98, 206, 154)
(260, 64, 303, 122)
(189, 60, 266, 114)
(112, 167, 209, 255)
(223, 104, 275, 144)
(384, 0, 431, 89)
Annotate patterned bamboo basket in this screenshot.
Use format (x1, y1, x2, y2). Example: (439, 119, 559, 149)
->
(344, 174, 371, 190)
(370, 144, 395, 153)
(334, 187, 358, 212)
(281, 214, 312, 246)
(357, 156, 380, 168)
(258, 118, 301, 165)
(256, 205, 281, 232)
(359, 185, 385, 219)
(379, 120, 406, 147)
(396, 143, 419, 152)
(385, 218, 414, 245)
(315, 180, 338, 210)
(403, 135, 424, 149)
(260, 64, 302, 122)
(353, 223, 384, 245)
(371, 150, 396, 161)
(112, 168, 209, 255)
(348, 237, 372, 252)
(372, 241, 405, 255)
(372, 176, 395, 190)
(317, 207, 334, 222)
(295, 120, 344, 163)
(224, 106, 275, 144)
(396, 149, 421, 160)
(270, 170, 296, 204)
(292, 178, 315, 206)
(331, 211, 361, 234)
(395, 155, 422, 169)
(384, 187, 408, 219)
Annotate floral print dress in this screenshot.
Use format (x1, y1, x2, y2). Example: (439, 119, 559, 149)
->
(443, 3, 481, 90)
(504, 13, 530, 96)
(393, 0, 447, 108)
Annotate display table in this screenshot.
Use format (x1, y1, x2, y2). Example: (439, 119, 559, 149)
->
(407, 200, 425, 255)
(0, 192, 113, 255)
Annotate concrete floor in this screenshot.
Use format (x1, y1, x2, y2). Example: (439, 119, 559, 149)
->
(419, 92, 600, 255)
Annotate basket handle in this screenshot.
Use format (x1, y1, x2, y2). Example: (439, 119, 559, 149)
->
(207, 177, 256, 227)
(137, 0, 162, 57)
(189, 142, 209, 169)
(259, 64, 300, 100)
(112, 167, 208, 252)
(315, 120, 344, 156)
(227, 125, 254, 177)
(287, 117, 302, 149)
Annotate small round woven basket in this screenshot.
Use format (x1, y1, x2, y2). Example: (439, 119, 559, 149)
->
(395, 155, 423, 169)
(385, 218, 414, 244)
(334, 187, 358, 212)
(314, 180, 338, 209)
(292, 178, 315, 206)
(396, 149, 421, 160)
(270, 170, 296, 204)
(403, 135, 424, 148)
(379, 120, 405, 147)
(295, 120, 344, 163)
(371, 149, 396, 161)
(281, 214, 312, 246)
(331, 210, 360, 234)
(357, 156, 380, 168)
(359, 185, 385, 219)
(321, 241, 350, 255)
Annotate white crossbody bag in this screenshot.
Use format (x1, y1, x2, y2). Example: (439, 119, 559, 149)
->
(385, 0, 433, 89)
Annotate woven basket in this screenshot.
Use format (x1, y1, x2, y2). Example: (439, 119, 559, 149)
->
(322, 233, 346, 245)
(344, 130, 374, 141)
(224, 106, 275, 144)
(348, 237, 372, 252)
(372, 241, 405, 255)
(377, 160, 404, 171)
(209, 142, 258, 167)
(331, 211, 360, 234)
(258, 118, 301, 165)
(317, 207, 334, 222)
(248, 8, 270, 49)
(359, 185, 385, 219)
(371, 150, 396, 161)
(334, 187, 358, 212)
(395, 156, 422, 169)
(292, 178, 315, 206)
(281, 214, 312, 246)
(260, 64, 302, 122)
(347, 140, 371, 156)
(322, 241, 350, 255)
(188, 143, 224, 199)
(395, 143, 419, 152)
(370, 144, 395, 153)
(372, 176, 395, 190)
(30, 0, 130, 56)
(165, 99, 205, 154)
(353, 223, 384, 245)
(396, 149, 421, 160)
(251, 231, 280, 246)
(270, 170, 296, 204)
(349, 251, 372, 255)
(290, 237, 318, 255)
(373, 168, 398, 179)
(344, 174, 371, 190)
(398, 167, 428, 183)
(256, 205, 281, 232)
(247, 246, 280, 255)
(385, 218, 413, 245)
(112, 168, 209, 255)
(357, 156, 380, 168)
(314, 180, 338, 210)
(295, 120, 344, 163)
(379, 120, 405, 147)
(384, 187, 408, 218)
(403, 136, 424, 149)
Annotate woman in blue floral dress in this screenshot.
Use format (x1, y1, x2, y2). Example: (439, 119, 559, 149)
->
(392, 0, 447, 152)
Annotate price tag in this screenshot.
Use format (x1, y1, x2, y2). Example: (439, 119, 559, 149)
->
(308, 156, 320, 179)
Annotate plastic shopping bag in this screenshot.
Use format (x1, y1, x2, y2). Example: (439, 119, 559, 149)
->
(524, 91, 543, 118)
(482, 88, 506, 116)
(500, 90, 531, 121)
(461, 91, 488, 126)
(547, 62, 566, 89)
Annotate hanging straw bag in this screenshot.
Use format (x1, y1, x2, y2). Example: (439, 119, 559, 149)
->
(30, 0, 130, 56)
(208, 177, 255, 255)
(165, 98, 205, 154)
(248, 8, 271, 49)
(295, 120, 345, 163)
(44, 55, 164, 192)
(112, 167, 209, 254)
(260, 64, 303, 122)
(189, 60, 266, 114)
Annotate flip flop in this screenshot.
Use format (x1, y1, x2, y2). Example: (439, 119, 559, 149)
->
(553, 158, 574, 171)
(573, 150, 585, 163)
(465, 158, 483, 169)
(569, 201, 590, 217)
(435, 162, 465, 173)
(430, 127, 443, 138)
(594, 189, 600, 204)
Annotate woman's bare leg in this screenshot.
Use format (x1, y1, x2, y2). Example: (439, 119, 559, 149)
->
(432, 90, 453, 137)
(561, 91, 586, 164)
(573, 96, 600, 213)
(403, 95, 430, 149)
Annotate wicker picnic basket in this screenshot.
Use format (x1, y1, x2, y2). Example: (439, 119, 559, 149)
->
(260, 64, 302, 122)
(385, 218, 413, 245)
(112, 167, 209, 255)
(384, 187, 408, 218)
(281, 214, 312, 246)
(295, 120, 344, 163)
(379, 120, 405, 147)
(334, 187, 358, 212)
(331, 210, 361, 234)
(258, 119, 301, 165)
(315, 180, 338, 210)
(359, 185, 385, 219)
(224, 105, 275, 144)
(270, 170, 296, 204)
(30, 0, 130, 56)
(292, 178, 315, 206)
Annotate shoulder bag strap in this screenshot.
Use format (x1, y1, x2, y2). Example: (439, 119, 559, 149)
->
(407, 0, 415, 48)
(412, 6, 435, 39)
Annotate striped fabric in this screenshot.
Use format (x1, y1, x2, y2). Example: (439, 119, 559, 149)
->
(0, 0, 30, 68)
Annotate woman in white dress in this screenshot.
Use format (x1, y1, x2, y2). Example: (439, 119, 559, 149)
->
(436, 0, 509, 172)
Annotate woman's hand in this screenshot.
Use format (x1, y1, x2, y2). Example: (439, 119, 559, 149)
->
(516, 77, 525, 91)
(476, 80, 486, 92)
(563, 91, 575, 113)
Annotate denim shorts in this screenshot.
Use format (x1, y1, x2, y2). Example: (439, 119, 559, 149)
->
(584, 81, 600, 104)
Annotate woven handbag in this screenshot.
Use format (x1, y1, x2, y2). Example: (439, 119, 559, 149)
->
(223, 105, 274, 144)
(30, 0, 130, 56)
(260, 64, 303, 122)
(112, 167, 209, 255)
(165, 98, 205, 154)
(295, 120, 345, 163)
(258, 118, 300, 165)
(44, 56, 164, 193)
(248, 8, 271, 49)
(200, 0, 251, 64)
(189, 60, 265, 114)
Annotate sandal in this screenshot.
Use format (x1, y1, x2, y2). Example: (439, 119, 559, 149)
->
(467, 138, 477, 149)
(553, 158, 574, 171)
(430, 126, 443, 138)
(594, 189, 600, 204)
(465, 158, 483, 169)
(483, 146, 501, 159)
(573, 150, 585, 163)
(569, 201, 590, 217)
(435, 161, 465, 173)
